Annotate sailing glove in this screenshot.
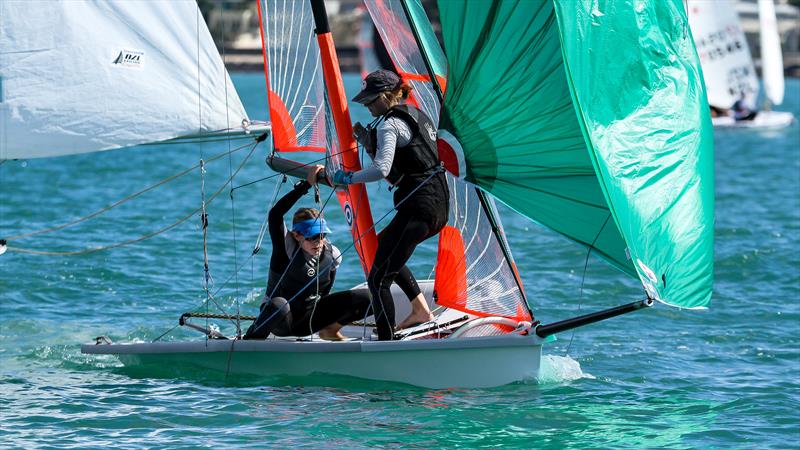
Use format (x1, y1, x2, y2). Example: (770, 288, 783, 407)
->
(332, 170, 354, 186)
(293, 180, 311, 193)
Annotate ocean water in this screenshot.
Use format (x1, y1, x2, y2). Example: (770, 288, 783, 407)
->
(0, 74, 798, 449)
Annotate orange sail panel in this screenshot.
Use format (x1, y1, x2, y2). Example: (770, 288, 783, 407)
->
(433, 226, 468, 308)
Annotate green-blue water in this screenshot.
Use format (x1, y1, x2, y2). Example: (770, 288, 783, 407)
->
(1, 74, 798, 448)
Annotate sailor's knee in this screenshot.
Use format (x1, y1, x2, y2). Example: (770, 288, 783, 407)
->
(270, 296, 290, 314)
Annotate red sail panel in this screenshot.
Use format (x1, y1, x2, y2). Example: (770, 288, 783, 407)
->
(258, 0, 327, 153)
(433, 226, 468, 309)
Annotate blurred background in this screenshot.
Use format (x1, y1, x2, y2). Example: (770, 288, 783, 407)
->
(199, 0, 800, 75)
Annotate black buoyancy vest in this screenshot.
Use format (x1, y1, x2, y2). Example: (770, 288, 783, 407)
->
(265, 238, 337, 313)
(382, 104, 441, 188)
(383, 105, 449, 225)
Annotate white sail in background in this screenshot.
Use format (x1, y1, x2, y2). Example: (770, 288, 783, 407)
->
(0, 0, 249, 160)
(758, 0, 785, 106)
(687, 0, 759, 109)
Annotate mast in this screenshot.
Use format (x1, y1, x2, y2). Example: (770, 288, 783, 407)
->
(398, 0, 531, 315)
(309, 0, 378, 276)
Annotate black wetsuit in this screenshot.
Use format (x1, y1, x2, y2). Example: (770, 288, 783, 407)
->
(368, 105, 449, 341)
(244, 181, 371, 339)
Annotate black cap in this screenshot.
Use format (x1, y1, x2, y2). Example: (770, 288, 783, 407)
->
(352, 69, 401, 104)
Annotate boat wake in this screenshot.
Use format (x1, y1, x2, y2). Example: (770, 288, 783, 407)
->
(537, 355, 594, 384)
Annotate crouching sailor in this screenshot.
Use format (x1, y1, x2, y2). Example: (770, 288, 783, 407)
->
(243, 176, 371, 341)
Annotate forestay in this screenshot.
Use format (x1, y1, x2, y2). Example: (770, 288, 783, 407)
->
(0, 0, 248, 160)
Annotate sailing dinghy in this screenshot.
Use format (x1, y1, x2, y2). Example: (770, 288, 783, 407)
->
(687, 0, 795, 130)
(3, 0, 713, 388)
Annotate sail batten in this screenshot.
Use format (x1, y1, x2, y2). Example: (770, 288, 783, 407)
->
(0, 0, 249, 160)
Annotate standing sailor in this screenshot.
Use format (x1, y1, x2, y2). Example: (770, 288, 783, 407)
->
(312, 69, 449, 341)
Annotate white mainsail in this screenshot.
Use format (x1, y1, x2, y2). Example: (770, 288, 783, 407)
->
(687, 0, 759, 109)
(0, 0, 249, 160)
(758, 0, 785, 107)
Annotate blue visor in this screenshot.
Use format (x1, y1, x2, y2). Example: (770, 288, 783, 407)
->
(291, 218, 332, 238)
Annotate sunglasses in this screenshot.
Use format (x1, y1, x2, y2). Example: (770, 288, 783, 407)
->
(303, 234, 326, 242)
(365, 94, 383, 107)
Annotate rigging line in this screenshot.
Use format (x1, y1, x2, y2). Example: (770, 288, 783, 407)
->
(224, 339, 236, 378)
(246, 169, 443, 338)
(195, 3, 205, 332)
(218, 1, 241, 338)
(4, 144, 252, 242)
(150, 134, 262, 146)
(152, 323, 181, 343)
(565, 213, 613, 356)
(7, 144, 259, 256)
(200, 159, 212, 338)
(254, 175, 288, 254)
(308, 183, 324, 339)
(199, 281, 251, 331)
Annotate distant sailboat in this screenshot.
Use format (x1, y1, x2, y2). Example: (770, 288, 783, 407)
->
(687, 0, 795, 130)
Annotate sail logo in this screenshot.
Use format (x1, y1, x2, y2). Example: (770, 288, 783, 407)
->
(343, 202, 353, 226)
(113, 49, 144, 69)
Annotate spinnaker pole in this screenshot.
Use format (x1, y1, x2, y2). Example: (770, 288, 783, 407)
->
(534, 299, 653, 338)
(310, 0, 378, 276)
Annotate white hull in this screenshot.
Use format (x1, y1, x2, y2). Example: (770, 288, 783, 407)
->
(81, 334, 543, 389)
(712, 110, 796, 130)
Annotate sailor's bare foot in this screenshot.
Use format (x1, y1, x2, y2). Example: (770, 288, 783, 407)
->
(319, 324, 346, 341)
(396, 294, 434, 330)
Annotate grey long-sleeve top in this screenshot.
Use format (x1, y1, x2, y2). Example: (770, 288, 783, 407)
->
(350, 116, 412, 184)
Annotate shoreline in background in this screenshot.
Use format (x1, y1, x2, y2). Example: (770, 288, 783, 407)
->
(204, 0, 800, 75)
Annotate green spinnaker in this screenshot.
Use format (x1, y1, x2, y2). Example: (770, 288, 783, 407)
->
(435, 0, 714, 308)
